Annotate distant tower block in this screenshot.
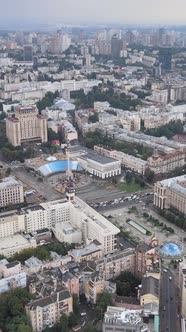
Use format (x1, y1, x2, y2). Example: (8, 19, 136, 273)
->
(66, 141, 73, 180)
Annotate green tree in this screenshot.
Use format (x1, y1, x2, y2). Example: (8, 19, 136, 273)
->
(59, 314, 68, 332)
(17, 324, 32, 332)
(72, 294, 79, 315)
(83, 322, 97, 332)
(96, 293, 112, 320)
(68, 312, 78, 328)
(145, 168, 155, 183)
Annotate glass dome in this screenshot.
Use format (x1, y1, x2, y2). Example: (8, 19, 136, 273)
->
(160, 242, 182, 256)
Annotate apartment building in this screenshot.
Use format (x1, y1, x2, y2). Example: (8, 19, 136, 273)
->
(149, 89, 168, 104)
(0, 259, 26, 294)
(147, 150, 185, 174)
(61, 120, 78, 143)
(26, 289, 72, 332)
(0, 177, 24, 208)
(135, 243, 155, 278)
(154, 174, 186, 215)
(96, 248, 135, 280)
(74, 110, 89, 132)
(84, 273, 116, 304)
(6, 106, 47, 146)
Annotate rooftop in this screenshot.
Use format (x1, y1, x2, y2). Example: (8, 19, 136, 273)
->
(158, 174, 186, 196)
(28, 289, 71, 310)
(0, 177, 22, 190)
(103, 306, 146, 328)
(0, 234, 33, 251)
(80, 151, 118, 165)
(70, 242, 102, 259)
(141, 276, 159, 297)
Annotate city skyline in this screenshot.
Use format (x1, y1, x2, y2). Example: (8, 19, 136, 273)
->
(1, 0, 186, 26)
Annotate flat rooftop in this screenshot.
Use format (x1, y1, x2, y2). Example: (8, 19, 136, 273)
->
(80, 151, 118, 165)
(0, 177, 22, 189)
(71, 243, 102, 259)
(0, 234, 31, 250)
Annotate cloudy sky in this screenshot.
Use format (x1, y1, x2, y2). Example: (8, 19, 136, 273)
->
(0, 0, 186, 24)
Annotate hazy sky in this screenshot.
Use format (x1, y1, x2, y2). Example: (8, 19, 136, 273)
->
(1, 0, 186, 24)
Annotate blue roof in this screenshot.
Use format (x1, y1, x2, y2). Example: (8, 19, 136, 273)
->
(160, 242, 182, 256)
(39, 160, 83, 176)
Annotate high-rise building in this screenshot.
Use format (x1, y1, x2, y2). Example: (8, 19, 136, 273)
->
(6, 106, 47, 146)
(0, 177, 24, 208)
(111, 34, 122, 59)
(159, 47, 172, 71)
(24, 45, 33, 61)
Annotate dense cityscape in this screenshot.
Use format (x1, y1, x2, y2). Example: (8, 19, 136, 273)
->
(1, 1, 186, 332)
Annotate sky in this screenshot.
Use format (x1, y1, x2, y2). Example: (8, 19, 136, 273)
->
(0, 0, 186, 25)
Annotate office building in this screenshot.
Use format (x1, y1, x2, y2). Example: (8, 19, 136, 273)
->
(77, 151, 121, 179)
(0, 176, 24, 208)
(6, 106, 47, 146)
(102, 306, 149, 332)
(0, 194, 119, 255)
(159, 47, 172, 71)
(0, 211, 25, 239)
(52, 222, 82, 244)
(154, 175, 186, 215)
(0, 234, 37, 257)
(24, 45, 33, 61)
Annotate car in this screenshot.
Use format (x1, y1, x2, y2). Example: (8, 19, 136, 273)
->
(163, 269, 167, 273)
(80, 312, 86, 317)
(169, 276, 172, 281)
(163, 306, 166, 311)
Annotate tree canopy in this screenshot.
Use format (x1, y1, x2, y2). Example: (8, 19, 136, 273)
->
(145, 120, 183, 139)
(71, 86, 142, 110)
(0, 288, 32, 332)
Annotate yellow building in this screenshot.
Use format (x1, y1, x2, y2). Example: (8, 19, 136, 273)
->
(26, 289, 73, 332)
(140, 276, 159, 307)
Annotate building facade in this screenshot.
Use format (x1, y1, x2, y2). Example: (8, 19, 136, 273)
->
(0, 194, 120, 255)
(0, 177, 24, 208)
(147, 150, 185, 174)
(26, 290, 72, 332)
(154, 175, 186, 215)
(96, 248, 135, 280)
(6, 106, 47, 146)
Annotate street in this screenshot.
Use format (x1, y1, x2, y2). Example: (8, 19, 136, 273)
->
(159, 268, 180, 332)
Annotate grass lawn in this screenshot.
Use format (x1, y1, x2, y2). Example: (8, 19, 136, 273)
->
(118, 179, 142, 193)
